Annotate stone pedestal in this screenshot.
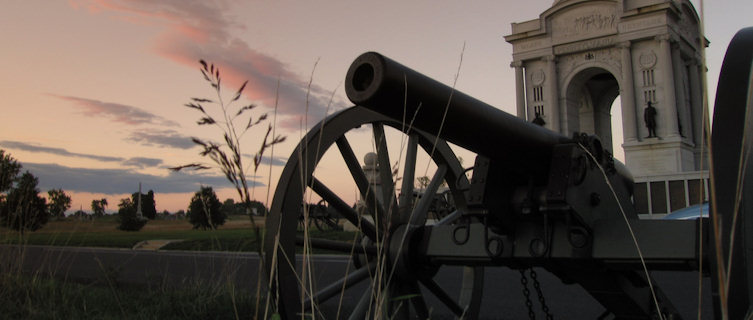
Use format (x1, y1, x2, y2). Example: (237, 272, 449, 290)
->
(623, 137, 697, 176)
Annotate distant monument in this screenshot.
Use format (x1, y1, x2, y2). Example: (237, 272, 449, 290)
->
(136, 182, 143, 219)
(505, 0, 709, 215)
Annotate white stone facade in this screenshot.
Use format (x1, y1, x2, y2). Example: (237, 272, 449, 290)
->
(505, 0, 708, 177)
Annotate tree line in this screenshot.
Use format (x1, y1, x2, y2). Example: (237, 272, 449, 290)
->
(1, 149, 269, 234)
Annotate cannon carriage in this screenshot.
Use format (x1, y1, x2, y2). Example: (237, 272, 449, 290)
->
(298, 200, 342, 232)
(263, 27, 753, 319)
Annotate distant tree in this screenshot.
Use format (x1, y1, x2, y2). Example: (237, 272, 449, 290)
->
(1, 150, 21, 198)
(47, 189, 72, 219)
(131, 190, 157, 220)
(0, 171, 49, 235)
(220, 198, 243, 216)
(175, 209, 186, 219)
(187, 186, 225, 230)
(72, 209, 90, 220)
(91, 199, 108, 217)
(248, 200, 268, 216)
(117, 198, 146, 231)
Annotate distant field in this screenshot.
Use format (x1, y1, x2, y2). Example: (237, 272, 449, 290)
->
(0, 215, 265, 251)
(0, 215, 354, 252)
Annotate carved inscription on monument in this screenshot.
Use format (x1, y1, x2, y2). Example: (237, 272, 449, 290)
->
(554, 36, 616, 55)
(551, 4, 617, 44)
(618, 16, 665, 33)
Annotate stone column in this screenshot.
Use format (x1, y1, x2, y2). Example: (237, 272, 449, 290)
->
(658, 34, 680, 138)
(672, 43, 690, 140)
(512, 60, 527, 119)
(545, 55, 561, 133)
(618, 41, 638, 142)
(687, 58, 704, 146)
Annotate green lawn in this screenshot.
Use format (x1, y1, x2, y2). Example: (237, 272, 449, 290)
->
(1, 216, 355, 253)
(0, 216, 262, 249)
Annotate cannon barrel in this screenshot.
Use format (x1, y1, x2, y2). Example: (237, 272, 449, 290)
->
(345, 52, 572, 173)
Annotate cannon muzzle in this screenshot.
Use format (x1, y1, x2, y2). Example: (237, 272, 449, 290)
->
(345, 52, 571, 172)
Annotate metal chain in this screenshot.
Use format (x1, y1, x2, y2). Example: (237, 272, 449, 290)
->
(530, 269, 554, 320)
(519, 269, 536, 320)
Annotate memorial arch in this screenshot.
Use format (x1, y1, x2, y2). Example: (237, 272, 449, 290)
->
(506, 0, 709, 214)
(563, 64, 621, 153)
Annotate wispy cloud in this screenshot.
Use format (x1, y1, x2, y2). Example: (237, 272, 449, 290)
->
(73, 0, 344, 129)
(23, 162, 260, 194)
(242, 154, 287, 167)
(0, 140, 123, 162)
(52, 94, 179, 127)
(2, 140, 167, 169)
(122, 157, 163, 169)
(127, 129, 195, 149)
(258, 155, 287, 167)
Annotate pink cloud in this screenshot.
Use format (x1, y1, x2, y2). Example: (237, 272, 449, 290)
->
(73, 0, 344, 129)
(53, 94, 180, 127)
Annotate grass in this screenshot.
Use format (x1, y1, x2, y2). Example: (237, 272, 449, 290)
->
(0, 215, 355, 253)
(0, 273, 260, 319)
(0, 215, 357, 319)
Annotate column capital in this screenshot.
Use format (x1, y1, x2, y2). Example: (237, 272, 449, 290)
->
(510, 60, 524, 68)
(655, 34, 672, 42)
(617, 41, 632, 49)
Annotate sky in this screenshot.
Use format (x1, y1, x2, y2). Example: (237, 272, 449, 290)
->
(1, 0, 751, 214)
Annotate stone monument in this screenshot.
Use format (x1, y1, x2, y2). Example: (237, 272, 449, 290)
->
(505, 0, 709, 214)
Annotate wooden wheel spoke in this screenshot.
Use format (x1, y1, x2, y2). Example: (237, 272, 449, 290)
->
(410, 164, 448, 226)
(336, 136, 388, 234)
(303, 261, 377, 310)
(398, 134, 419, 221)
(372, 123, 399, 224)
(336, 136, 370, 193)
(311, 177, 377, 239)
(347, 284, 373, 320)
(419, 276, 465, 317)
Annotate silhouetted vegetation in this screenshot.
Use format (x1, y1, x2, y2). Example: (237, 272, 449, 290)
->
(46, 188, 71, 220)
(91, 198, 108, 217)
(220, 198, 267, 216)
(1, 172, 49, 235)
(0, 150, 49, 234)
(170, 60, 284, 235)
(188, 186, 225, 230)
(0, 275, 259, 319)
(117, 198, 147, 231)
(131, 190, 157, 219)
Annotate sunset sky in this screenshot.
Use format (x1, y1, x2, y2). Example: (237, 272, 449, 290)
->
(1, 0, 751, 213)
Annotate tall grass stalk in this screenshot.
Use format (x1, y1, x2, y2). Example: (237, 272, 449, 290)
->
(170, 61, 286, 318)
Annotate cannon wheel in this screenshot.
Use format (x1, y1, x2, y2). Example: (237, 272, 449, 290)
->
(312, 199, 340, 232)
(709, 26, 753, 319)
(264, 106, 483, 319)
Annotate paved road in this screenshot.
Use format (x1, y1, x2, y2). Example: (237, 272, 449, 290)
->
(1, 245, 714, 319)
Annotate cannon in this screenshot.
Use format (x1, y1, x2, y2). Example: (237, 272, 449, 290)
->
(264, 27, 753, 319)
